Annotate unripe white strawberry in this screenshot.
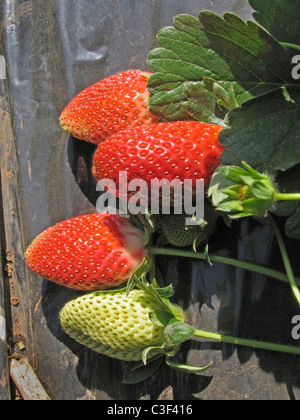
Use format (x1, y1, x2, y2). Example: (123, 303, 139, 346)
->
(60, 289, 184, 362)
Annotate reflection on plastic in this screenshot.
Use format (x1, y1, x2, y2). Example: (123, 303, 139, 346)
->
(0, 55, 6, 79)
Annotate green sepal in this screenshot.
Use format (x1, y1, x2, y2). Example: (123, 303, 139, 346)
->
(209, 162, 278, 218)
(154, 285, 174, 299)
(218, 185, 240, 199)
(217, 199, 244, 213)
(149, 309, 175, 328)
(126, 256, 153, 295)
(164, 320, 196, 346)
(141, 345, 166, 365)
(251, 180, 275, 200)
(229, 212, 255, 219)
(165, 358, 212, 374)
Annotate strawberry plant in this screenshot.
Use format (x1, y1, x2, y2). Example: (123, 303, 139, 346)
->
(146, 0, 300, 241)
(59, 275, 300, 384)
(145, 0, 300, 306)
(25, 0, 300, 390)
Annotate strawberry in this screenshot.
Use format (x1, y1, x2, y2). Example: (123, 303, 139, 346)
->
(25, 213, 146, 291)
(160, 202, 218, 248)
(60, 289, 184, 362)
(59, 70, 160, 144)
(92, 121, 224, 201)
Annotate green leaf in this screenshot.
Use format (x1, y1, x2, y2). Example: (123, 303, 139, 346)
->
(182, 81, 223, 124)
(285, 206, 300, 239)
(249, 0, 300, 45)
(147, 12, 296, 121)
(164, 321, 196, 346)
(122, 357, 163, 384)
(220, 88, 300, 173)
(204, 78, 240, 110)
(197, 11, 294, 85)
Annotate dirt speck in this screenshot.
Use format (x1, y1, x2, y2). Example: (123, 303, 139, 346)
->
(10, 297, 19, 306)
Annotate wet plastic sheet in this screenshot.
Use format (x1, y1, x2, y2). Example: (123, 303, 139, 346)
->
(1, 0, 300, 400)
(0, 229, 10, 400)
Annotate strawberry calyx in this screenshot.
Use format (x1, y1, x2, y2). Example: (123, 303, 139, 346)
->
(140, 71, 152, 80)
(209, 161, 277, 219)
(210, 160, 300, 221)
(123, 259, 213, 381)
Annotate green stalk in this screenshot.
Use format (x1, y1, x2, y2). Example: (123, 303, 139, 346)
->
(149, 247, 300, 287)
(275, 192, 300, 201)
(280, 42, 300, 52)
(270, 217, 300, 306)
(193, 329, 300, 356)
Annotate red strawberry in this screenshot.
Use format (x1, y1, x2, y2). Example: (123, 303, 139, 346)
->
(59, 70, 160, 144)
(25, 213, 146, 291)
(92, 121, 224, 200)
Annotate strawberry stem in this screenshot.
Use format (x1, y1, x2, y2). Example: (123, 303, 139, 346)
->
(270, 216, 300, 306)
(193, 329, 300, 356)
(275, 192, 300, 201)
(280, 42, 300, 52)
(149, 247, 300, 287)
